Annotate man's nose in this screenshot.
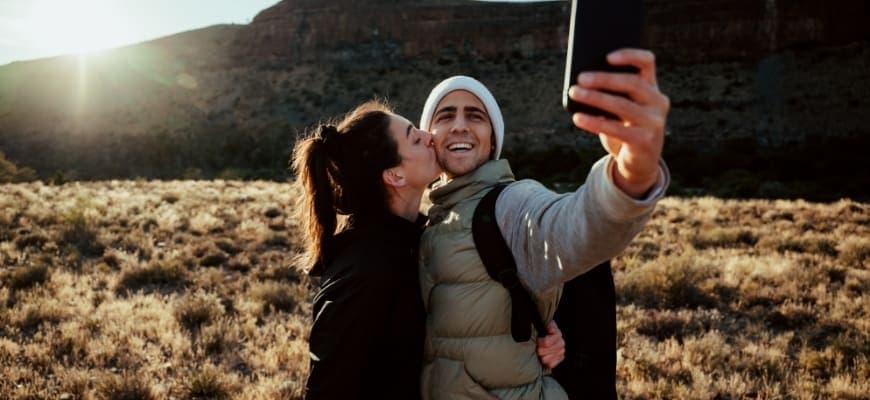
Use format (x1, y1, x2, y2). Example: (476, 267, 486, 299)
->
(450, 116, 468, 133)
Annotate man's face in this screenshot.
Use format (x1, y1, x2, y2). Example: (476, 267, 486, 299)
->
(429, 90, 494, 179)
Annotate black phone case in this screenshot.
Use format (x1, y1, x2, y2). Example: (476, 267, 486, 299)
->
(563, 0, 645, 119)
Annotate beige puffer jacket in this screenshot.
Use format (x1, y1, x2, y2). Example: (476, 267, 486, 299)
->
(419, 161, 566, 400)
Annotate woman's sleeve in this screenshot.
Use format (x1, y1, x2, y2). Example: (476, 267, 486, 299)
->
(305, 254, 398, 399)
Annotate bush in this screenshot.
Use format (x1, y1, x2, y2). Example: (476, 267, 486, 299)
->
(116, 261, 189, 295)
(200, 252, 228, 268)
(60, 208, 104, 257)
(254, 283, 297, 315)
(263, 206, 282, 219)
(690, 228, 758, 249)
(4, 265, 50, 291)
(636, 311, 691, 341)
(837, 237, 869, 268)
(14, 233, 49, 250)
(161, 193, 180, 204)
(262, 234, 290, 248)
(96, 373, 155, 400)
(15, 301, 66, 335)
(185, 366, 231, 400)
(619, 252, 717, 309)
(174, 292, 225, 333)
(214, 239, 242, 255)
(0, 151, 38, 183)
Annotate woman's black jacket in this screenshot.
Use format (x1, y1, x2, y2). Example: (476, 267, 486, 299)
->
(304, 212, 426, 400)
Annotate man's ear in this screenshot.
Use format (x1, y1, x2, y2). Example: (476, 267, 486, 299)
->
(382, 167, 406, 188)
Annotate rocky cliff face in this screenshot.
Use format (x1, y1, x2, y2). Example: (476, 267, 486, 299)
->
(233, 0, 869, 64)
(233, 0, 568, 63)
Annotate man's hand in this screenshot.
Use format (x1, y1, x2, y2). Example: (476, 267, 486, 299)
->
(568, 48, 669, 198)
(536, 321, 566, 369)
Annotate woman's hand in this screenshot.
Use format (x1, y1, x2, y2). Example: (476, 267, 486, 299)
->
(568, 48, 669, 198)
(536, 320, 566, 369)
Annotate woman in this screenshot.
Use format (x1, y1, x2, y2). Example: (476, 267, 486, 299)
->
(295, 100, 437, 399)
(294, 101, 563, 399)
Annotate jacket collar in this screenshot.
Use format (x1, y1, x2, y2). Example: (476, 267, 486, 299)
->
(428, 160, 514, 221)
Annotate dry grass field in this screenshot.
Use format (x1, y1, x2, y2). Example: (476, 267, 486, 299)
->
(0, 181, 867, 399)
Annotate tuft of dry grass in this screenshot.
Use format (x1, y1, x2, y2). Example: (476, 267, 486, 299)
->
(96, 372, 155, 400)
(116, 260, 190, 296)
(184, 365, 234, 400)
(0, 182, 865, 399)
(174, 291, 225, 333)
(3, 265, 50, 291)
(59, 207, 105, 257)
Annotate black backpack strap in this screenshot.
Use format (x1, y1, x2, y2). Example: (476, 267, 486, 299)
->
(472, 183, 548, 343)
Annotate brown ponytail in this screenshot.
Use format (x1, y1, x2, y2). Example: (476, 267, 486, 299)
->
(292, 101, 400, 272)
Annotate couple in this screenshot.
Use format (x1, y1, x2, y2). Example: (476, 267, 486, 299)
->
(297, 49, 670, 399)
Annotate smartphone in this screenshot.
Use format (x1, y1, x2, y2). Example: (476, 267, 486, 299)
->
(562, 0, 645, 119)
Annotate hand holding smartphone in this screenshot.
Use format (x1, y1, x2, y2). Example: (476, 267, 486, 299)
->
(562, 0, 645, 119)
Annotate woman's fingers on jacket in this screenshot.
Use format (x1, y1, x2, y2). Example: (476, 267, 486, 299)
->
(540, 350, 566, 369)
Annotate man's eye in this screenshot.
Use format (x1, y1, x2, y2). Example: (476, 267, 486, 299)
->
(437, 114, 452, 122)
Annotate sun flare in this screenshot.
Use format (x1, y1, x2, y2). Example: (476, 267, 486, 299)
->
(26, 0, 134, 55)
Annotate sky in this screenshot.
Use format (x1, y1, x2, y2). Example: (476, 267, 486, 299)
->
(0, 0, 552, 66)
(0, 0, 279, 66)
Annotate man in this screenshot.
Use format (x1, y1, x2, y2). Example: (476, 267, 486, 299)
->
(417, 49, 670, 399)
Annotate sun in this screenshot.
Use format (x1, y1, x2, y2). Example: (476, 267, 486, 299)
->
(26, 0, 134, 55)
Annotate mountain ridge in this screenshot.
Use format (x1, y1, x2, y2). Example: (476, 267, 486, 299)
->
(0, 0, 867, 199)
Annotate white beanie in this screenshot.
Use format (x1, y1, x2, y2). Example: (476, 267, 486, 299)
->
(419, 76, 505, 160)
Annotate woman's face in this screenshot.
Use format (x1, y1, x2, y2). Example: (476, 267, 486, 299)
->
(388, 114, 440, 190)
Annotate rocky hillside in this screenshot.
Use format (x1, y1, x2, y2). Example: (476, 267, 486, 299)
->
(0, 0, 867, 199)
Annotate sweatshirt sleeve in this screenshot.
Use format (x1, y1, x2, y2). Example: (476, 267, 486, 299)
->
(495, 155, 669, 294)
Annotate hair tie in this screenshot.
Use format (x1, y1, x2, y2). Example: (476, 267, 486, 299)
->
(320, 125, 339, 146)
